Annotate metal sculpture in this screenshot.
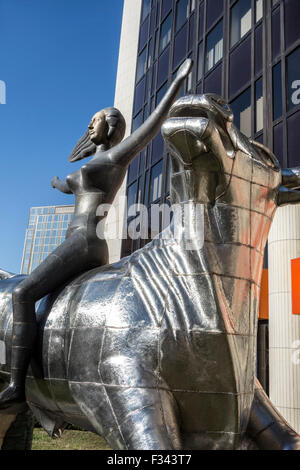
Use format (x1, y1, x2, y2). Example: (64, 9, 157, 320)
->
(0, 59, 193, 410)
(0, 90, 300, 449)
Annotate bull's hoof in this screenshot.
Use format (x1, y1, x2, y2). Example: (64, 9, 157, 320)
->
(0, 384, 26, 411)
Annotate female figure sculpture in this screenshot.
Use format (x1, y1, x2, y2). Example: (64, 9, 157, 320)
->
(0, 59, 193, 409)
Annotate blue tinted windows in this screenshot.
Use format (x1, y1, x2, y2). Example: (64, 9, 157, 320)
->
(231, 87, 252, 137)
(205, 20, 223, 73)
(287, 47, 300, 111)
(142, 0, 151, 22)
(175, 0, 189, 32)
(273, 62, 282, 120)
(231, 0, 252, 48)
(160, 13, 172, 54)
(136, 47, 147, 82)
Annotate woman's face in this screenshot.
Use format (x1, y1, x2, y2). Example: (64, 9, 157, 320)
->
(88, 111, 107, 144)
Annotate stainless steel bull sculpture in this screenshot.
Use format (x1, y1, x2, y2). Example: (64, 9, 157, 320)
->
(1, 93, 300, 450)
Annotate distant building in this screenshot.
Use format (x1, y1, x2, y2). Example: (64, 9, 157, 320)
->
(20, 205, 74, 274)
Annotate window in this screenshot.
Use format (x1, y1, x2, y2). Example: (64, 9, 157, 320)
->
(256, 0, 263, 22)
(175, 0, 189, 32)
(231, 0, 252, 48)
(231, 88, 252, 137)
(142, 0, 151, 22)
(159, 13, 172, 54)
(150, 161, 163, 202)
(287, 47, 300, 111)
(197, 42, 204, 80)
(205, 21, 223, 73)
(273, 62, 282, 120)
(255, 78, 263, 133)
(206, 0, 224, 30)
(136, 47, 147, 82)
(285, 0, 300, 49)
(127, 182, 138, 214)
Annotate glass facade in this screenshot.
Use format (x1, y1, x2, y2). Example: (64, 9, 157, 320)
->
(20, 205, 74, 274)
(122, 0, 300, 258)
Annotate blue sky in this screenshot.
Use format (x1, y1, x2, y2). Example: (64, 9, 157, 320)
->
(0, 0, 124, 272)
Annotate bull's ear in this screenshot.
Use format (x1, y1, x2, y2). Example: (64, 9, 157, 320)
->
(282, 167, 300, 190)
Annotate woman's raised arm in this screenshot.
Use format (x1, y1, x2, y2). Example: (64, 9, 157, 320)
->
(84, 59, 193, 173)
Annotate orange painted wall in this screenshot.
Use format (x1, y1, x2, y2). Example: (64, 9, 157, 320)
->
(291, 258, 300, 315)
(259, 269, 269, 320)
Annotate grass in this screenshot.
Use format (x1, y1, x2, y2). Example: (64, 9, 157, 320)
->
(31, 428, 112, 450)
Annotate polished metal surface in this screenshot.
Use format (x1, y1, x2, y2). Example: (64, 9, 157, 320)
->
(1, 90, 300, 449)
(0, 59, 193, 410)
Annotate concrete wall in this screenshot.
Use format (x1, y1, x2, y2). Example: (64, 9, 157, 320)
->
(106, 0, 142, 263)
(269, 205, 300, 433)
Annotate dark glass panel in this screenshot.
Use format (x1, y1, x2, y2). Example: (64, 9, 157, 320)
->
(151, 62, 157, 93)
(273, 122, 284, 167)
(206, 0, 224, 30)
(285, 0, 300, 49)
(255, 78, 263, 133)
(152, 133, 165, 163)
(173, 24, 188, 68)
(150, 160, 163, 203)
(142, 0, 151, 22)
(273, 62, 282, 120)
(157, 46, 170, 87)
(128, 158, 139, 185)
(255, 24, 262, 76)
(175, 0, 189, 32)
(196, 81, 202, 94)
(132, 110, 143, 132)
(188, 13, 195, 51)
(204, 63, 222, 96)
(229, 36, 251, 98)
(139, 16, 149, 52)
(287, 46, 300, 111)
(205, 20, 223, 73)
(230, 0, 252, 48)
(255, 133, 263, 144)
(150, 7, 156, 34)
(156, 81, 168, 105)
(159, 12, 172, 54)
(162, 0, 173, 19)
(199, 2, 204, 39)
(144, 170, 150, 206)
(127, 181, 138, 211)
(271, 8, 280, 61)
(139, 150, 146, 175)
(197, 41, 204, 81)
(148, 38, 153, 68)
(288, 111, 300, 166)
(230, 87, 252, 137)
(134, 77, 145, 115)
(136, 47, 147, 82)
(156, 0, 161, 26)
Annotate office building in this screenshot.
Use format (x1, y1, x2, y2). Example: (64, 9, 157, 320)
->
(115, 0, 300, 432)
(20, 205, 74, 274)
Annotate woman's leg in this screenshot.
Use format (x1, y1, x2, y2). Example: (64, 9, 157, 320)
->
(0, 231, 102, 408)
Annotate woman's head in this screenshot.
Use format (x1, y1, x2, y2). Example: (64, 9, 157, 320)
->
(69, 107, 126, 162)
(88, 107, 126, 148)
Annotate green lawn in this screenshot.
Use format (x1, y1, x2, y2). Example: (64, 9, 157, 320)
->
(32, 428, 111, 450)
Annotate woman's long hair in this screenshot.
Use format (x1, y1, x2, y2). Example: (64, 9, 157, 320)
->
(69, 107, 126, 163)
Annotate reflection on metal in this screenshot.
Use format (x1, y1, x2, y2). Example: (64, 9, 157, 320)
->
(1, 91, 300, 449)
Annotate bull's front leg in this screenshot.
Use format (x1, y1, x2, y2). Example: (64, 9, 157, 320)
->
(246, 379, 300, 450)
